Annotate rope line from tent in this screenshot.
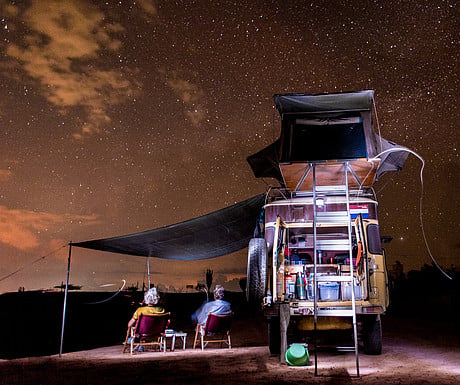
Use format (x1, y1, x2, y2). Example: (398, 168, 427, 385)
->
(84, 280, 127, 304)
(374, 175, 395, 196)
(0, 244, 67, 283)
(356, 159, 377, 196)
(370, 148, 453, 281)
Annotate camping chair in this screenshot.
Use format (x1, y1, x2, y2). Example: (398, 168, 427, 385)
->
(193, 312, 233, 350)
(123, 312, 170, 354)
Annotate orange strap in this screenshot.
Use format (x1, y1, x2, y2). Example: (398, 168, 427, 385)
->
(355, 241, 363, 269)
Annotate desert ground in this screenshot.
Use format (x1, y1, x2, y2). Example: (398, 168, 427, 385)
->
(1, 314, 459, 385)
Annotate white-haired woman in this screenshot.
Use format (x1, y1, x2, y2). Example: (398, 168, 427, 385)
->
(192, 285, 232, 325)
(128, 287, 165, 328)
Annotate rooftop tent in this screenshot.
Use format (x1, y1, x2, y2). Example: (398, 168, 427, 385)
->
(274, 90, 377, 163)
(248, 90, 410, 191)
(72, 193, 266, 260)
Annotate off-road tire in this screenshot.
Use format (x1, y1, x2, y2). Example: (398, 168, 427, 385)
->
(362, 314, 382, 355)
(246, 238, 267, 304)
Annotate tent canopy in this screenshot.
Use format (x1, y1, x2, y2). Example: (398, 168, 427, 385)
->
(72, 194, 265, 260)
(247, 136, 409, 185)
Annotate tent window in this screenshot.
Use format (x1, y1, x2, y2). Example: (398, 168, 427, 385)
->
(279, 115, 367, 163)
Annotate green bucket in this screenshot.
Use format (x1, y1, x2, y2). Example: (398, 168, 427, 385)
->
(285, 343, 309, 366)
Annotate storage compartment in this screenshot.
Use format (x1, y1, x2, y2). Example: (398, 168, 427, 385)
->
(305, 264, 339, 275)
(318, 282, 340, 301)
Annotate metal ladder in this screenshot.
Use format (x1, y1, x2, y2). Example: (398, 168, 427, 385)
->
(312, 161, 360, 377)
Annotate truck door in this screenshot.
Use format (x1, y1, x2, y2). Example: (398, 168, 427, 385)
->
(272, 216, 287, 301)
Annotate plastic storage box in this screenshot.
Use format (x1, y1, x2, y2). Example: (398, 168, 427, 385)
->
(318, 282, 340, 300)
(341, 281, 362, 300)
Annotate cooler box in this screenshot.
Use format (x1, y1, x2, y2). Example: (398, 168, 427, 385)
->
(318, 282, 339, 301)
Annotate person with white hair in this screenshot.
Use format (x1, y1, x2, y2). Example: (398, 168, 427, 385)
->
(128, 287, 165, 328)
(192, 285, 232, 325)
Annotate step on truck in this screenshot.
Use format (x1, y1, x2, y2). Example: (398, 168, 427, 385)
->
(245, 90, 409, 357)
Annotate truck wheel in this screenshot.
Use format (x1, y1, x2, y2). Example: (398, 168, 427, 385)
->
(268, 318, 281, 354)
(362, 314, 382, 355)
(246, 238, 267, 304)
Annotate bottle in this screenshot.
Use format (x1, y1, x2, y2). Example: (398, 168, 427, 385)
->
(285, 273, 295, 299)
(296, 272, 306, 300)
(318, 250, 323, 264)
(307, 273, 315, 300)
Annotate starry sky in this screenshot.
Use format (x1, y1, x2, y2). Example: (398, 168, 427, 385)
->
(0, 0, 458, 293)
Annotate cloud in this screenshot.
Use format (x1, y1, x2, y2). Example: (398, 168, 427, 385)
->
(4, 0, 139, 139)
(0, 206, 98, 251)
(0, 170, 12, 182)
(137, 0, 158, 17)
(166, 75, 207, 127)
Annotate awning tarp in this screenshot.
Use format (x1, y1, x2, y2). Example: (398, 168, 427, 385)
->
(72, 194, 266, 260)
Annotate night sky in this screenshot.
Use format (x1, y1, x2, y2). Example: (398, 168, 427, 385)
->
(0, 0, 458, 293)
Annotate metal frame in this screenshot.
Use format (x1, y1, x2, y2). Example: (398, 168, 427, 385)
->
(312, 161, 360, 377)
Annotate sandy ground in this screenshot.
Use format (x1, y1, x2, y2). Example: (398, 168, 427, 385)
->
(1, 316, 459, 385)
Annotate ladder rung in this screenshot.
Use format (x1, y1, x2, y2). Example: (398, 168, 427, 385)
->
(315, 185, 347, 192)
(317, 309, 354, 317)
(316, 239, 350, 250)
(316, 211, 350, 224)
(336, 346, 356, 352)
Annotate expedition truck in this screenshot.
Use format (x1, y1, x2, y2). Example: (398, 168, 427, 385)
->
(245, 90, 409, 356)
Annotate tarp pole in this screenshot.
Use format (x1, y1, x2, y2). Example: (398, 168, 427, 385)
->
(147, 255, 151, 289)
(59, 242, 72, 357)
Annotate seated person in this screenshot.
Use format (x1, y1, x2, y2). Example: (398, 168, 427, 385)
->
(128, 287, 165, 328)
(192, 285, 232, 325)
